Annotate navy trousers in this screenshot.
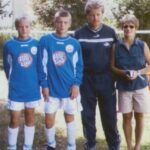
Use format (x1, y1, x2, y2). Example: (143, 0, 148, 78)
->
(80, 73, 120, 149)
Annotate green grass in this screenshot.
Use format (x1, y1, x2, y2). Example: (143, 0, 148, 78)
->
(0, 106, 150, 150)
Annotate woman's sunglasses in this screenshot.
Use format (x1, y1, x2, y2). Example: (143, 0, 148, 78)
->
(123, 25, 135, 29)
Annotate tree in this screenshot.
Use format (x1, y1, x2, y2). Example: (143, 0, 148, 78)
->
(112, 0, 150, 45)
(32, 0, 86, 30)
(0, 0, 12, 18)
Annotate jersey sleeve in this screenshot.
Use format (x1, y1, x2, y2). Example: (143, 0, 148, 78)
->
(73, 41, 83, 85)
(3, 43, 12, 79)
(37, 37, 48, 88)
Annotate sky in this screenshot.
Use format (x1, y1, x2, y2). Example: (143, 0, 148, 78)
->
(104, 0, 117, 18)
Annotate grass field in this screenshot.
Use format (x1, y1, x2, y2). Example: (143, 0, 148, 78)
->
(0, 104, 150, 150)
(0, 71, 150, 150)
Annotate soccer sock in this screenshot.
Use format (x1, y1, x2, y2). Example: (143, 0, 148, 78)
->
(45, 126, 56, 148)
(23, 125, 35, 150)
(67, 121, 76, 150)
(7, 127, 19, 150)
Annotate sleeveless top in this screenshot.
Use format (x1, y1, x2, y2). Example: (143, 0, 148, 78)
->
(115, 38, 148, 91)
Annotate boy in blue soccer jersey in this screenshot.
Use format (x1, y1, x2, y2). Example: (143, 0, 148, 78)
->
(3, 15, 41, 150)
(38, 10, 83, 150)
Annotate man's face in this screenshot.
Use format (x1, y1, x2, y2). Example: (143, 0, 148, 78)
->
(87, 7, 103, 30)
(55, 16, 71, 36)
(16, 19, 31, 39)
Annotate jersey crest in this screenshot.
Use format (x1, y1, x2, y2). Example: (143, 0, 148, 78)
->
(66, 44, 74, 53)
(31, 46, 37, 55)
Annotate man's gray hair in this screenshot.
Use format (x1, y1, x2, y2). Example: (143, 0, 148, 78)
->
(85, 0, 105, 14)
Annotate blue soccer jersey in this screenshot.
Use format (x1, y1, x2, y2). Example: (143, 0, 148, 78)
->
(3, 37, 41, 102)
(38, 33, 83, 98)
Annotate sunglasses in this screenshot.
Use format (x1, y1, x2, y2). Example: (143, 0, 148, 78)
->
(123, 25, 135, 29)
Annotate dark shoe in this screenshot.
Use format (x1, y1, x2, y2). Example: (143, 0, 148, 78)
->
(84, 144, 96, 150)
(108, 145, 120, 150)
(47, 146, 56, 150)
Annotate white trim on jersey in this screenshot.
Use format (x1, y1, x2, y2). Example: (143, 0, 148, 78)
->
(42, 48, 48, 78)
(7, 54, 12, 80)
(78, 38, 114, 43)
(72, 51, 78, 75)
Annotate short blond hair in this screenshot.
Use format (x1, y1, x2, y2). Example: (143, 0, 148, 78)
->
(85, 0, 105, 14)
(15, 15, 32, 28)
(54, 9, 72, 23)
(120, 14, 139, 29)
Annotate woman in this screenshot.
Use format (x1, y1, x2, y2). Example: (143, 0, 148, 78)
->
(111, 14, 150, 150)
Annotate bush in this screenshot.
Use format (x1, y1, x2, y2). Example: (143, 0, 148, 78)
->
(0, 32, 14, 60)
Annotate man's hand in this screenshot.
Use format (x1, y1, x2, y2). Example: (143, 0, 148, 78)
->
(70, 85, 79, 100)
(42, 87, 49, 101)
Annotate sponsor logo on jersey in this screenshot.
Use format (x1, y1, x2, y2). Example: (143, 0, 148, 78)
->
(18, 53, 32, 68)
(93, 34, 100, 38)
(20, 44, 28, 47)
(31, 46, 37, 55)
(52, 51, 66, 66)
(56, 41, 64, 45)
(66, 44, 74, 53)
(104, 42, 110, 47)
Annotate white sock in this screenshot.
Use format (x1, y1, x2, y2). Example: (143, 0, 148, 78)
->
(67, 121, 76, 150)
(45, 126, 56, 148)
(7, 127, 19, 150)
(23, 125, 35, 150)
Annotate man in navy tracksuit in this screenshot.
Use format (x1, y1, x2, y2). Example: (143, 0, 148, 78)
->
(74, 0, 120, 150)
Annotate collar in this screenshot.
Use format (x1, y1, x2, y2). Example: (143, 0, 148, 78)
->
(86, 23, 103, 32)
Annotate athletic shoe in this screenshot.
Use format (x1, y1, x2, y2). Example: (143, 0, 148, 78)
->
(47, 146, 56, 150)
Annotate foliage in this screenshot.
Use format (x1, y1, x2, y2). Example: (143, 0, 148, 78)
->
(0, 33, 13, 60)
(112, 0, 150, 28)
(0, 0, 12, 19)
(32, 0, 86, 30)
(112, 0, 150, 46)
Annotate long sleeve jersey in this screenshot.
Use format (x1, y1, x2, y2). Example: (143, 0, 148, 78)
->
(3, 37, 41, 102)
(38, 33, 83, 98)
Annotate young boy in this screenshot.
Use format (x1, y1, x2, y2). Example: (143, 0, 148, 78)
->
(3, 15, 41, 150)
(38, 10, 83, 150)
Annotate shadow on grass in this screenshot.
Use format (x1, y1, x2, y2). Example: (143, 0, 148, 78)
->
(0, 108, 150, 150)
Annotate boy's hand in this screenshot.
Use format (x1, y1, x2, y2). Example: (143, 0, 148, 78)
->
(70, 85, 79, 100)
(42, 87, 49, 101)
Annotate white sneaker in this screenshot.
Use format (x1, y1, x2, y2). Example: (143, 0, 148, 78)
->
(7, 145, 16, 150)
(23, 144, 32, 150)
(67, 143, 76, 150)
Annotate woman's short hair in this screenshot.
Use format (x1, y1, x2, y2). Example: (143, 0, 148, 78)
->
(15, 15, 32, 28)
(85, 0, 105, 14)
(120, 14, 139, 29)
(54, 9, 72, 23)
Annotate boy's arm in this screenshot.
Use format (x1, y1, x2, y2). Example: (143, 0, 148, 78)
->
(37, 37, 49, 100)
(3, 44, 11, 79)
(73, 42, 83, 86)
(70, 42, 83, 99)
